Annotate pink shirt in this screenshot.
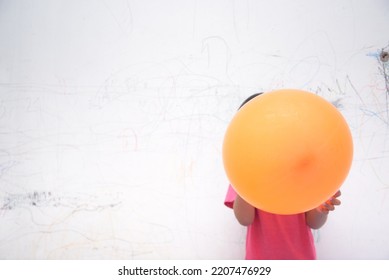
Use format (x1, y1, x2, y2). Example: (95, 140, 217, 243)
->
(225, 185, 316, 260)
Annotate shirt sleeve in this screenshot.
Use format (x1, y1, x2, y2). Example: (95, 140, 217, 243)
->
(224, 184, 237, 209)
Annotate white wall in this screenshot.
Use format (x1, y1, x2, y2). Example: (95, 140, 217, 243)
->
(0, 0, 388, 259)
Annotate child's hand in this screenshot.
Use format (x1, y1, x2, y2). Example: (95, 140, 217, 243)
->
(318, 190, 341, 214)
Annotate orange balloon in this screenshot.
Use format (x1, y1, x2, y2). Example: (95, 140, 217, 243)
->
(222, 89, 353, 214)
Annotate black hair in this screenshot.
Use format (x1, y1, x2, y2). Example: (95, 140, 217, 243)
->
(238, 92, 263, 110)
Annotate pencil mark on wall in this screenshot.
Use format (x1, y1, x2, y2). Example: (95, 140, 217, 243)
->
(329, 98, 343, 109)
(201, 36, 233, 82)
(0, 150, 18, 179)
(376, 45, 389, 123)
(379, 48, 389, 123)
(101, 0, 134, 36)
(1, 191, 122, 212)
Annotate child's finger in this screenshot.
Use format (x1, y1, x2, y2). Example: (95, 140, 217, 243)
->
(333, 190, 341, 198)
(321, 198, 340, 212)
(330, 198, 341, 206)
(324, 203, 335, 211)
(317, 192, 341, 213)
(319, 204, 329, 213)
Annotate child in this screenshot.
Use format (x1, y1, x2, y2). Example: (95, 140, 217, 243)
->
(224, 93, 341, 260)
